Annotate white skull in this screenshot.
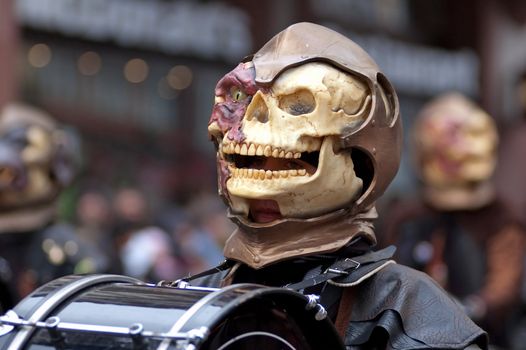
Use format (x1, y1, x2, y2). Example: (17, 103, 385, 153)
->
(209, 62, 372, 220)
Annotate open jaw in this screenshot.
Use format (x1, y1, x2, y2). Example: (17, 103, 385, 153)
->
(222, 141, 319, 180)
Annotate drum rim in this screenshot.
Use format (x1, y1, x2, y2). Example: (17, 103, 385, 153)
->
(6, 274, 142, 350)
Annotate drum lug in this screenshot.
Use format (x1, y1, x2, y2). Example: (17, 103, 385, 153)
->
(175, 280, 190, 289)
(129, 323, 149, 350)
(305, 294, 328, 321)
(44, 316, 66, 349)
(0, 310, 18, 336)
(175, 326, 209, 350)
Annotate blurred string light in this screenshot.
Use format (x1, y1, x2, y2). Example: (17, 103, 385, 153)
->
(28, 43, 52, 68)
(167, 65, 193, 90)
(157, 65, 193, 100)
(77, 51, 102, 76)
(42, 238, 54, 253)
(41, 238, 66, 266)
(75, 258, 96, 274)
(64, 240, 79, 256)
(124, 58, 149, 83)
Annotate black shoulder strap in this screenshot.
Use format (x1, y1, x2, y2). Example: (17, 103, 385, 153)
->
(284, 245, 396, 292)
(158, 259, 235, 287)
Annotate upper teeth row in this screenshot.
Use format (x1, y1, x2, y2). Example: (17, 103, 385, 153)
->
(229, 167, 308, 179)
(222, 142, 301, 159)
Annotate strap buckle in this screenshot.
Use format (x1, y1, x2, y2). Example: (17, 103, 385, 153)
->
(324, 258, 361, 276)
(343, 258, 361, 270)
(325, 268, 349, 276)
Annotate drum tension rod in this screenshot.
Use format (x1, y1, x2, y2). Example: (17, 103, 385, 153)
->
(129, 323, 149, 350)
(44, 317, 66, 349)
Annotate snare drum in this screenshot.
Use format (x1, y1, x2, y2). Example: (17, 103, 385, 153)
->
(0, 274, 344, 349)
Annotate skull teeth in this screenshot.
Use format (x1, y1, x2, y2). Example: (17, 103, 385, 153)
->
(228, 166, 309, 179)
(222, 142, 301, 159)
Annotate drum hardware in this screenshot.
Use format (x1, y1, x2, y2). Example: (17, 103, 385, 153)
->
(0, 275, 346, 349)
(43, 316, 65, 349)
(304, 295, 327, 321)
(158, 279, 219, 293)
(215, 331, 296, 350)
(129, 323, 148, 350)
(0, 311, 15, 337)
(174, 327, 210, 350)
(0, 312, 210, 349)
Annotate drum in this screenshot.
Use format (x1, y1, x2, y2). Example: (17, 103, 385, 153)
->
(0, 274, 344, 349)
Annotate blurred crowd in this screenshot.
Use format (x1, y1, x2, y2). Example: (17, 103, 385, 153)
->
(0, 179, 233, 307)
(0, 103, 233, 308)
(72, 185, 232, 283)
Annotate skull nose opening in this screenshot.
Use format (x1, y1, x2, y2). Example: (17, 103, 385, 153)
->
(246, 92, 269, 123)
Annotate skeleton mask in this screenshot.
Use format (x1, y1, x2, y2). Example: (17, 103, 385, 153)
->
(210, 61, 370, 219)
(0, 103, 80, 233)
(412, 93, 498, 209)
(208, 23, 401, 267)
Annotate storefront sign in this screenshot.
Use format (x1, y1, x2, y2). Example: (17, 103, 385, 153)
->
(16, 0, 252, 62)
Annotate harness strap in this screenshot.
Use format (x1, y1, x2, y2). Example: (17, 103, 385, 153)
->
(159, 259, 235, 287)
(334, 286, 356, 338)
(285, 246, 396, 291)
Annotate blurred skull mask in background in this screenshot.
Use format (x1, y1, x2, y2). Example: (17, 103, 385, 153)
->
(0, 103, 80, 232)
(208, 23, 402, 268)
(412, 93, 498, 210)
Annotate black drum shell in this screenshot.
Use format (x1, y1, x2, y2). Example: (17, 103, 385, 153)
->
(0, 274, 344, 350)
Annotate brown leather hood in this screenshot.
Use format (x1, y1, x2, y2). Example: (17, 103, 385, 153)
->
(221, 23, 402, 268)
(224, 207, 378, 269)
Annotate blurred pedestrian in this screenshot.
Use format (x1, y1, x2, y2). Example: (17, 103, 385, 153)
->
(0, 103, 103, 303)
(184, 193, 233, 267)
(495, 70, 526, 227)
(120, 225, 185, 282)
(110, 186, 151, 273)
(74, 185, 116, 272)
(380, 93, 525, 347)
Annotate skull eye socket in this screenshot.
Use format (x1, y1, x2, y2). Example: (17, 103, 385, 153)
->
(230, 86, 248, 102)
(278, 89, 316, 115)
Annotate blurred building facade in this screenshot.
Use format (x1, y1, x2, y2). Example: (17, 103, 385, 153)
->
(1, 0, 526, 203)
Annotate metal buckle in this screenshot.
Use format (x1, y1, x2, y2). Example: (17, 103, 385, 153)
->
(324, 258, 361, 276)
(344, 258, 361, 270)
(325, 268, 349, 276)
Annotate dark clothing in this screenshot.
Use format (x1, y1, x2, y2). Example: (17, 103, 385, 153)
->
(191, 252, 488, 349)
(495, 120, 526, 227)
(380, 197, 525, 347)
(0, 222, 109, 304)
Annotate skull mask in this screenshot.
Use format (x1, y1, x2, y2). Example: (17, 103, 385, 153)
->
(208, 23, 402, 268)
(412, 93, 498, 210)
(210, 61, 369, 219)
(0, 103, 80, 233)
